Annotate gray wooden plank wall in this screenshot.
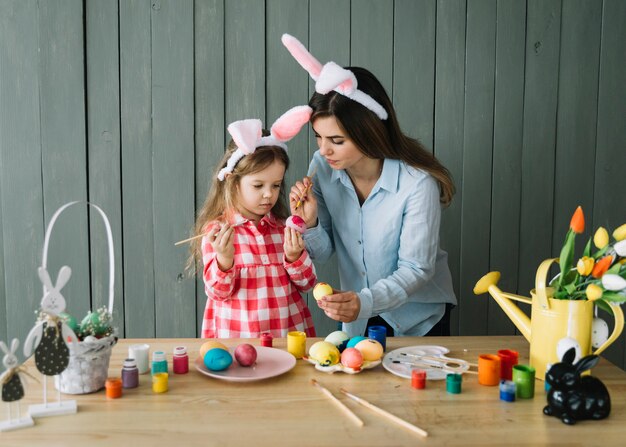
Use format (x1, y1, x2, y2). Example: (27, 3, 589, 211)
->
(0, 0, 624, 368)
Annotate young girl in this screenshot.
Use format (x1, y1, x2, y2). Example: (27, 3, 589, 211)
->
(190, 106, 317, 338)
(282, 34, 457, 338)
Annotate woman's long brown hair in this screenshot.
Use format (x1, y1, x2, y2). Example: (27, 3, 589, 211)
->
(309, 66, 455, 206)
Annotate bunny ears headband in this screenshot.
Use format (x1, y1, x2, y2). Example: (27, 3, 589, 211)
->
(218, 105, 312, 181)
(281, 34, 388, 120)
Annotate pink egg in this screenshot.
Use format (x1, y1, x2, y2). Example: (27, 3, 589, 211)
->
(286, 215, 307, 234)
(341, 348, 364, 369)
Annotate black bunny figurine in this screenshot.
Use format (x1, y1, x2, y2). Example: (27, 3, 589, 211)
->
(543, 347, 611, 425)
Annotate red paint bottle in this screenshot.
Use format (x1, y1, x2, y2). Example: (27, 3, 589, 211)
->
(173, 346, 189, 374)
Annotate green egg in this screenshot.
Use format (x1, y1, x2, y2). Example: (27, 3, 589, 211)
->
(59, 312, 79, 332)
(80, 311, 106, 335)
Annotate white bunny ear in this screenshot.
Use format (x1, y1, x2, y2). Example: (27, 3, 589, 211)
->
(270, 106, 313, 142)
(0, 341, 8, 355)
(227, 119, 263, 155)
(38, 267, 53, 290)
(281, 34, 323, 80)
(10, 338, 19, 354)
(316, 62, 357, 95)
(55, 266, 72, 290)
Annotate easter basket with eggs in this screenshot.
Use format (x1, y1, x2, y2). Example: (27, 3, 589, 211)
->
(41, 202, 118, 395)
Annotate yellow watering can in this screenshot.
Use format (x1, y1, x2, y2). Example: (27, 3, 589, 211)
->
(474, 258, 624, 381)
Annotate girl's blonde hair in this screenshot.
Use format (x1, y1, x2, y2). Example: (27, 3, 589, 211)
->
(187, 137, 290, 271)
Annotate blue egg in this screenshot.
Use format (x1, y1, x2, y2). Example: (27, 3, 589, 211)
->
(346, 336, 367, 349)
(203, 348, 233, 371)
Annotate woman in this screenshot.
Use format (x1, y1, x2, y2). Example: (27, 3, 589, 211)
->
(283, 34, 456, 337)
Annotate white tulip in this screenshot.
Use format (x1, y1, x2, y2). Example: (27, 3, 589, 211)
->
(602, 274, 626, 291)
(615, 239, 626, 256)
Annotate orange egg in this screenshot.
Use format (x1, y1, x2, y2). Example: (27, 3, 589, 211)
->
(355, 339, 384, 361)
(341, 348, 364, 369)
(199, 340, 229, 359)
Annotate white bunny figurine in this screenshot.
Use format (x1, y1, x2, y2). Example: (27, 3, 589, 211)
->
(24, 266, 78, 377)
(0, 339, 34, 431)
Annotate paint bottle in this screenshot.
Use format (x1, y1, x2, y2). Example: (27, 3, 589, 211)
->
(121, 358, 139, 388)
(499, 380, 516, 402)
(152, 373, 168, 393)
(173, 346, 189, 374)
(411, 369, 427, 389)
(105, 377, 123, 399)
(260, 332, 273, 347)
(446, 373, 462, 394)
(151, 351, 168, 375)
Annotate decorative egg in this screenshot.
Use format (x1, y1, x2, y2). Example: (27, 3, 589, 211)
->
(591, 317, 609, 348)
(324, 330, 350, 351)
(199, 340, 229, 359)
(556, 337, 582, 364)
(346, 336, 367, 349)
(286, 215, 307, 234)
(83, 335, 98, 343)
(80, 311, 107, 335)
(355, 339, 384, 361)
(203, 347, 233, 371)
(308, 341, 340, 366)
(313, 282, 333, 301)
(59, 312, 79, 333)
(234, 343, 257, 367)
(341, 348, 364, 369)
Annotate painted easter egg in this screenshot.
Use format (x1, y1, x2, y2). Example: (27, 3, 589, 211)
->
(308, 341, 340, 367)
(591, 317, 609, 349)
(59, 312, 79, 333)
(199, 340, 229, 359)
(341, 348, 364, 369)
(286, 215, 307, 234)
(79, 311, 107, 336)
(346, 336, 367, 349)
(556, 337, 582, 364)
(234, 343, 257, 367)
(203, 348, 233, 371)
(324, 330, 350, 352)
(313, 282, 333, 301)
(355, 339, 384, 361)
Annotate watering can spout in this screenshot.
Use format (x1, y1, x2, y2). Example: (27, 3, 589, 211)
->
(474, 272, 532, 341)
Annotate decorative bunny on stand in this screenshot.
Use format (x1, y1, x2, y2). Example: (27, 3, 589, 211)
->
(543, 347, 611, 425)
(23, 266, 78, 417)
(0, 338, 34, 431)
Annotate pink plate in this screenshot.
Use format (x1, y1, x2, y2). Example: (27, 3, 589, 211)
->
(194, 346, 296, 382)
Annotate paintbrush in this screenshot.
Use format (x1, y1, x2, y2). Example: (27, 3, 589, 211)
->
(310, 379, 363, 427)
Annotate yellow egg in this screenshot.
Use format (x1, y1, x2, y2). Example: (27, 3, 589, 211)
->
(308, 341, 340, 366)
(355, 339, 384, 361)
(199, 340, 229, 359)
(313, 282, 333, 301)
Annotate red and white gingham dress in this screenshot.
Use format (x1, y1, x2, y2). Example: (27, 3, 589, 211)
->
(201, 213, 317, 338)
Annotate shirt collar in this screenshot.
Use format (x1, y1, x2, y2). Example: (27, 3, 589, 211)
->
(228, 211, 280, 229)
(332, 158, 400, 194)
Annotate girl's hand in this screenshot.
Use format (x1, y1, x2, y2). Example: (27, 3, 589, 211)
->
(208, 224, 235, 271)
(317, 291, 361, 323)
(283, 227, 305, 263)
(289, 176, 318, 228)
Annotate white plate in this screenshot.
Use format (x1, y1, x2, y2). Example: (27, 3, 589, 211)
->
(194, 346, 296, 382)
(383, 345, 468, 380)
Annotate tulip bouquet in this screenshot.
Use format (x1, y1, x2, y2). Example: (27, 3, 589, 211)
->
(551, 206, 626, 313)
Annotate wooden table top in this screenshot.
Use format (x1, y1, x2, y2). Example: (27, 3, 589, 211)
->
(3, 336, 625, 446)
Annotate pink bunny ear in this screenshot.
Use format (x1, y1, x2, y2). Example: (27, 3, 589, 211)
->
(281, 34, 323, 80)
(227, 119, 263, 154)
(316, 62, 357, 95)
(270, 105, 313, 142)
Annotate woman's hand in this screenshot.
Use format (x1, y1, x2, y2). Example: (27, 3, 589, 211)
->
(207, 224, 235, 271)
(317, 291, 361, 323)
(283, 227, 304, 263)
(289, 176, 318, 228)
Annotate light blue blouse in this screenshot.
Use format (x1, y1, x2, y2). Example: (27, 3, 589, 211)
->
(303, 151, 457, 337)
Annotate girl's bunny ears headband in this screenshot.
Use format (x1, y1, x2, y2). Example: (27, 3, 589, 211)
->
(281, 34, 388, 120)
(218, 105, 312, 181)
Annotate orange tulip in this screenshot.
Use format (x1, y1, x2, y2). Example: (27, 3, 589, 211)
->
(569, 206, 585, 234)
(591, 255, 613, 278)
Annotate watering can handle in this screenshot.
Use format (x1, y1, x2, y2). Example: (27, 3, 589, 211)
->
(535, 258, 556, 310)
(594, 303, 625, 356)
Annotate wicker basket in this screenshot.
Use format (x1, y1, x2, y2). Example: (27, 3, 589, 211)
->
(42, 201, 118, 394)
